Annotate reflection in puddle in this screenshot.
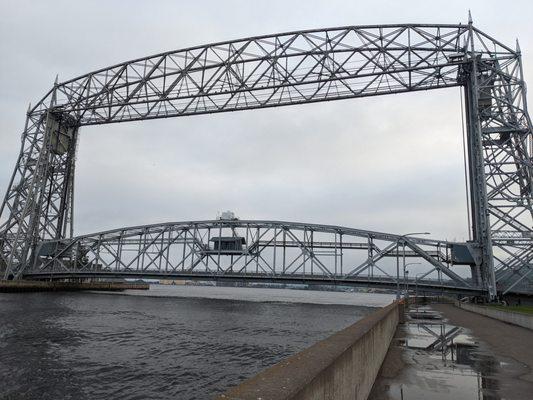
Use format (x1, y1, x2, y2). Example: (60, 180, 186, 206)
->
(384, 306, 502, 400)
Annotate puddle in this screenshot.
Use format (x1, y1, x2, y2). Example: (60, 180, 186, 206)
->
(372, 306, 504, 400)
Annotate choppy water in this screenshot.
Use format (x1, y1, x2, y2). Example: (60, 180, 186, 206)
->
(0, 286, 391, 399)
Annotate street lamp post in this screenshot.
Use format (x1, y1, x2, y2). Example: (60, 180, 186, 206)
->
(415, 273, 425, 310)
(400, 232, 430, 300)
(396, 243, 401, 300)
(403, 262, 421, 298)
(396, 232, 430, 301)
(405, 270, 409, 299)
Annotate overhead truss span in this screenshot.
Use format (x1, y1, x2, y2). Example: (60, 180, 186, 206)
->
(0, 21, 532, 297)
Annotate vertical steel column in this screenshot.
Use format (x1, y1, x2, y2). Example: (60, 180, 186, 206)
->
(464, 42, 497, 298)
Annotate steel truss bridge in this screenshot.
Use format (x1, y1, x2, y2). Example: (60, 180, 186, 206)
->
(0, 20, 531, 297)
(25, 220, 486, 296)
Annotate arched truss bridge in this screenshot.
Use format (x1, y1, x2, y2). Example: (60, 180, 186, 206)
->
(27, 219, 485, 296)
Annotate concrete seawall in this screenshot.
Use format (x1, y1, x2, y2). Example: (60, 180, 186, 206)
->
(455, 302, 533, 330)
(0, 280, 149, 292)
(217, 301, 401, 400)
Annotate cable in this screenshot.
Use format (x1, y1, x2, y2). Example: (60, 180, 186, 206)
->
(460, 88, 472, 240)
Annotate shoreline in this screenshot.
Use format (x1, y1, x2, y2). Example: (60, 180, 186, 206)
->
(85, 284, 395, 308)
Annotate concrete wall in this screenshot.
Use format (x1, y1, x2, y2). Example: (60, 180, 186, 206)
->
(456, 302, 533, 330)
(0, 280, 149, 292)
(217, 301, 401, 400)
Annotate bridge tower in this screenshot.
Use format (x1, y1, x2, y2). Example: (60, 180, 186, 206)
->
(0, 86, 79, 279)
(461, 20, 532, 297)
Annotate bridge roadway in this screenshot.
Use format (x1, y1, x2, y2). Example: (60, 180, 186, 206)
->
(23, 270, 484, 296)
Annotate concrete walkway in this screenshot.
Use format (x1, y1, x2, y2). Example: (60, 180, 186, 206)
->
(369, 303, 533, 400)
(433, 303, 533, 384)
(432, 303, 533, 399)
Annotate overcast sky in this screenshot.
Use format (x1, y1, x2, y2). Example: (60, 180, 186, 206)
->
(0, 0, 531, 242)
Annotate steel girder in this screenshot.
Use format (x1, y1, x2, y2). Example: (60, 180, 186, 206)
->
(0, 22, 531, 296)
(27, 219, 478, 294)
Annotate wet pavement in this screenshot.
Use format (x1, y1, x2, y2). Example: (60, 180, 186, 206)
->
(369, 305, 529, 400)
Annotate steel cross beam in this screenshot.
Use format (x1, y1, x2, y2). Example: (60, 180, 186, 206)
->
(0, 22, 531, 296)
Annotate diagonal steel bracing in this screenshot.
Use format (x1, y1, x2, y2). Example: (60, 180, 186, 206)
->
(27, 220, 480, 293)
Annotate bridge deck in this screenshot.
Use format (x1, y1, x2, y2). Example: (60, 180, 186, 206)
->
(23, 270, 484, 296)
